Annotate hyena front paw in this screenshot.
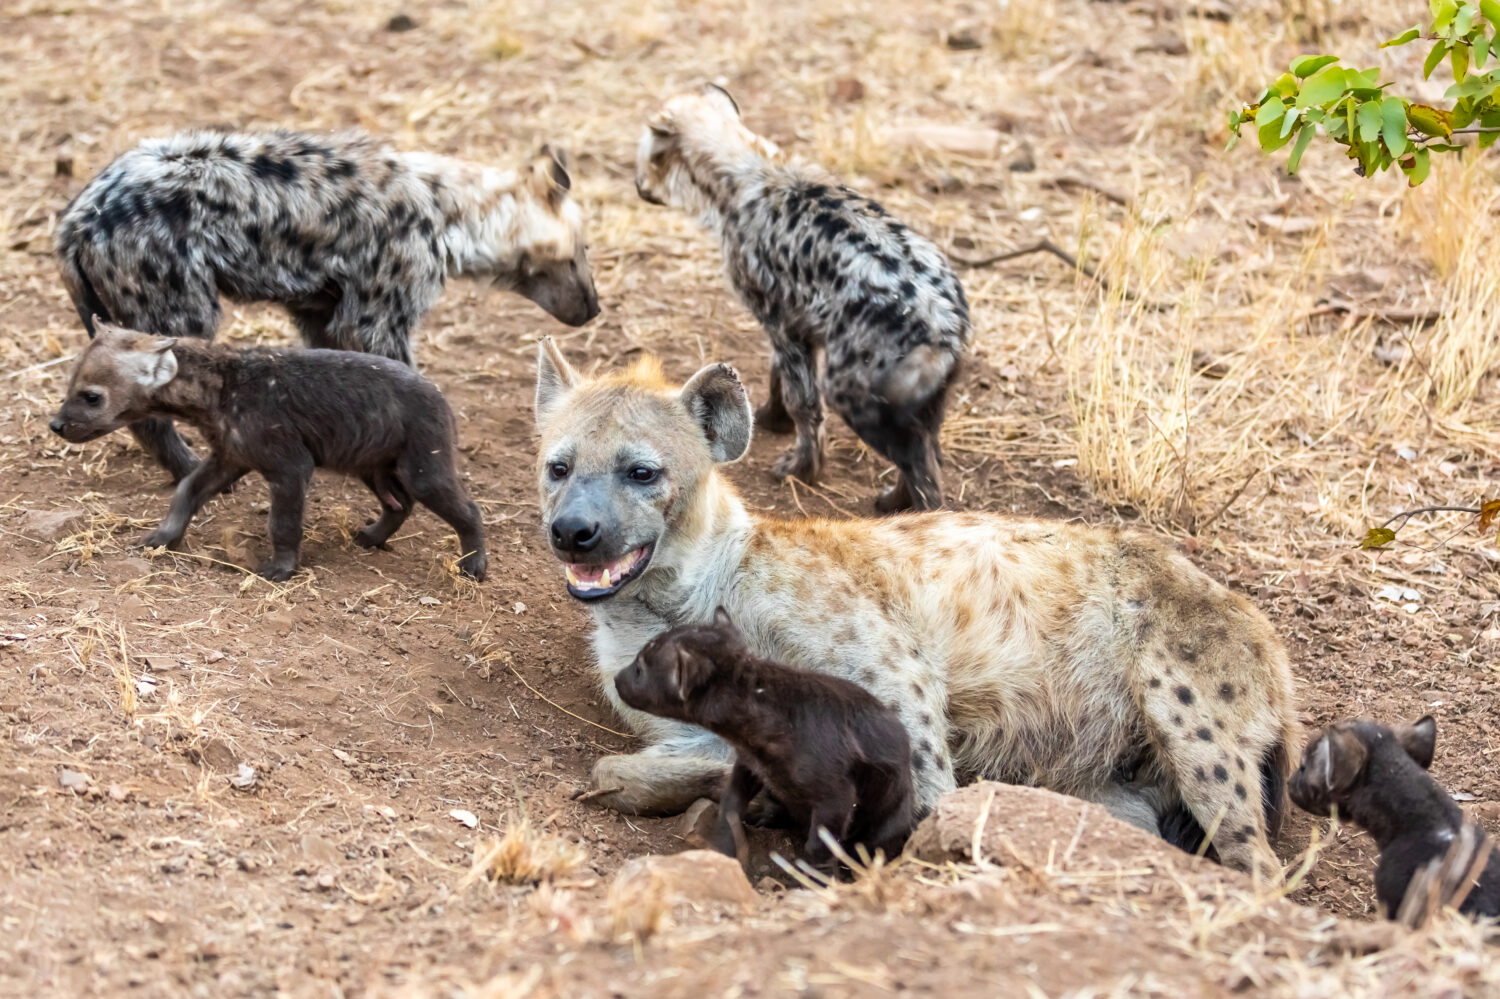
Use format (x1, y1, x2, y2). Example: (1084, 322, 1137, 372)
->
(136, 530, 182, 551)
(457, 550, 488, 582)
(255, 555, 298, 583)
(771, 447, 821, 484)
(352, 525, 389, 550)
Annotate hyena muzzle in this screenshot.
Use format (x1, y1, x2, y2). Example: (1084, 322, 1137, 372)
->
(56, 128, 599, 481)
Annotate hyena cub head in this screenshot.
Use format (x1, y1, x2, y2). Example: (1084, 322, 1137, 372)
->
(49, 320, 178, 443)
(615, 607, 741, 716)
(1289, 716, 1437, 818)
(499, 146, 600, 327)
(533, 339, 751, 603)
(635, 84, 781, 212)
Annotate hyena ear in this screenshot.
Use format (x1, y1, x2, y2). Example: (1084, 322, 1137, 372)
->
(672, 646, 713, 703)
(1305, 728, 1368, 798)
(528, 148, 571, 211)
(702, 83, 741, 119)
(535, 336, 582, 427)
(679, 363, 752, 464)
(712, 605, 734, 629)
(537, 144, 572, 191)
(118, 336, 178, 391)
(1396, 715, 1437, 770)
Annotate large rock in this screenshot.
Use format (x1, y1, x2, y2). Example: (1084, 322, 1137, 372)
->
(608, 849, 758, 932)
(18, 507, 85, 542)
(908, 781, 1213, 874)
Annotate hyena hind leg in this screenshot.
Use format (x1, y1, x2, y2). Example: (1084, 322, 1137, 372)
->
(353, 472, 412, 549)
(755, 365, 795, 434)
(767, 344, 825, 485)
(587, 743, 735, 817)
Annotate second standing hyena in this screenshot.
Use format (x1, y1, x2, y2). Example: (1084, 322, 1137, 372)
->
(533, 339, 1300, 872)
(57, 129, 599, 481)
(635, 86, 972, 512)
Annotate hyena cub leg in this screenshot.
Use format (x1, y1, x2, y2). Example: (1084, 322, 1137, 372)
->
(139, 455, 248, 550)
(129, 416, 201, 484)
(768, 343, 825, 484)
(258, 457, 314, 582)
(399, 454, 487, 580)
(712, 762, 764, 865)
(353, 472, 413, 550)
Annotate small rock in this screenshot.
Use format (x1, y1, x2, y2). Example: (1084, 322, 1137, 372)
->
(450, 808, 479, 829)
(107, 783, 129, 802)
(54, 156, 74, 178)
(679, 798, 719, 848)
(1257, 214, 1317, 236)
(831, 77, 865, 103)
(314, 870, 337, 891)
(58, 768, 90, 791)
(889, 123, 1002, 158)
(229, 763, 257, 790)
(237, 852, 259, 872)
(161, 856, 188, 874)
(610, 850, 758, 916)
(385, 13, 417, 31)
(19, 508, 85, 542)
(1007, 142, 1036, 172)
(418, 595, 442, 606)
(513, 602, 526, 615)
(756, 875, 785, 893)
(944, 27, 983, 50)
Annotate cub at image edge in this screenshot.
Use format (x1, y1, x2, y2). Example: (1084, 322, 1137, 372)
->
(616, 607, 915, 869)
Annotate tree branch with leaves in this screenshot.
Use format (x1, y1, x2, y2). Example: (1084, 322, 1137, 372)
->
(1228, 0, 1500, 184)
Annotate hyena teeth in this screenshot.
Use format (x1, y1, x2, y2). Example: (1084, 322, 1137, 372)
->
(565, 566, 581, 586)
(600, 567, 613, 589)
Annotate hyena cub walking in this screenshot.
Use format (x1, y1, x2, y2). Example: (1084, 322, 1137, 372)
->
(636, 86, 971, 511)
(57, 129, 599, 481)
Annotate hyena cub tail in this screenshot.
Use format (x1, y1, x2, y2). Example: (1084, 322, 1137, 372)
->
(865, 343, 962, 512)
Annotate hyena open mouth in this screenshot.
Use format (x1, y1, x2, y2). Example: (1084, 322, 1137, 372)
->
(563, 544, 654, 601)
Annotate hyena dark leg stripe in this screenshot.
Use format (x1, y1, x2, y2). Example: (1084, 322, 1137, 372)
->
(755, 364, 794, 434)
(768, 343, 824, 484)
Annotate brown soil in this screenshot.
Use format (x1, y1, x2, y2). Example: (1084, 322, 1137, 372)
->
(3, 0, 1498, 996)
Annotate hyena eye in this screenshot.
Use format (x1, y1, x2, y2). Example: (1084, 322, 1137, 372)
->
(548, 461, 570, 481)
(626, 465, 659, 484)
(79, 390, 103, 407)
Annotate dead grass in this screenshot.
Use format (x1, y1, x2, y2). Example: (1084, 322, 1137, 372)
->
(462, 813, 589, 888)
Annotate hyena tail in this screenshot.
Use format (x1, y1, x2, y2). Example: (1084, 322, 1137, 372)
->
(1158, 739, 1291, 860)
(58, 243, 111, 337)
(881, 343, 960, 411)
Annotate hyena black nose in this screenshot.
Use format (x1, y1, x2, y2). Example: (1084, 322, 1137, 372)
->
(550, 515, 602, 555)
(48, 417, 66, 436)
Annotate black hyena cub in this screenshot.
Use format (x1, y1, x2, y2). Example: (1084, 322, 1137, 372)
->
(636, 85, 972, 511)
(58, 129, 599, 481)
(614, 608, 915, 868)
(1290, 716, 1500, 922)
(49, 321, 487, 583)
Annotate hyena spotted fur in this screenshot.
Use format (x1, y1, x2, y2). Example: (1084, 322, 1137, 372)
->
(533, 339, 1300, 872)
(635, 86, 971, 512)
(57, 128, 599, 481)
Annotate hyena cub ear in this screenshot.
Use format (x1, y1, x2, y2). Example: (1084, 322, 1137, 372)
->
(528, 146, 572, 210)
(534, 337, 582, 427)
(1395, 715, 1438, 770)
(1306, 727, 1369, 797)
(672, 646, 713, 703)
(680, 363, 752, 463)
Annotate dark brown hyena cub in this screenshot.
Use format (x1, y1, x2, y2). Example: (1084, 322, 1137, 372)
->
(1290, 716, 1500, 922)
(614, 607, 915, 868)
(49, 321, 487, 583)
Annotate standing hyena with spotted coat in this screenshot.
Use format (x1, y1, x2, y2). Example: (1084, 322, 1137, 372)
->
(635, 86, 971, 512)
(534, 339, 1301, 872)
(57, 129, 599, 482)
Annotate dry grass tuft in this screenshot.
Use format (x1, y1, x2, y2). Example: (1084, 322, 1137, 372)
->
(461, 814, 588, 889)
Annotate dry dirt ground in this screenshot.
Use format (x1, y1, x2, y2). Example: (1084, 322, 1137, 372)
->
(2, 0, 1499, 996)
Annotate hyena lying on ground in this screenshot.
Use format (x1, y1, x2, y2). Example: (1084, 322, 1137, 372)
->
(635, 86, 971, 512)
(57, 128, 599, 482)
(534, 339, 1300, 872)
(49, 322, 487, 582)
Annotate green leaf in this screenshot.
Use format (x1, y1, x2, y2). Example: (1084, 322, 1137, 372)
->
(1347, 67, 1385, 89)
(1481, 128, 1499, 147)
(1291, 54, 1339, 78)
(1287, 124, 1316, 172)
(1455, 2, 1476, 35)
(1281, 106, 1302, 137)
(1453, 41, 1471, 80)
(1425, 40, 1452, 78)
(1356, 99, 1384, 140)
(1482, 0, 1500, 25)
(1255, 97, 1287, 129)
(1405, 147, 1431, 185)
(1259, 118, 1294, 152)
(1409, 102, 1454, 136)
(1382, 96, 1410, 155)
(1359, 527, 1397, 549)
(1384, 25, 1423, 47)
(1433, 0, 1459, 32)
(1298, 63, 1350, 106)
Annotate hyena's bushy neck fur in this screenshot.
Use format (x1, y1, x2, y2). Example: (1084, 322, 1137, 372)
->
(400, 153, 565, 279)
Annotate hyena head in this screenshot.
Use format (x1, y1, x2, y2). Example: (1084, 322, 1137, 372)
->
(533, 338, 752, 603)
(49, 320, 178, 443)
(614, 608, 742, 716)
(499, 145, 600, 327)
(635, 84, 781, 212)
(1288, 716, 1437, 818)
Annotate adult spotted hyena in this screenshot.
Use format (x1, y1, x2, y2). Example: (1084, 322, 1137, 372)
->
(635, 85, 971, 512)
(57, 129, 599, 481)
(534, 339, 1300, 872)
